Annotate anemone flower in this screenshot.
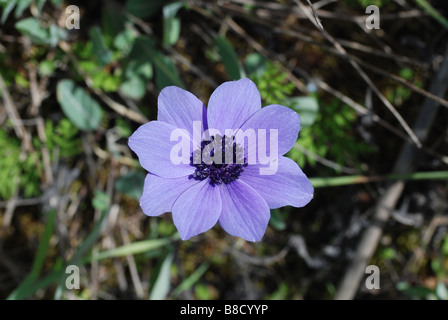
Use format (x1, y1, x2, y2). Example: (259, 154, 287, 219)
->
(128, 78, 313, 241)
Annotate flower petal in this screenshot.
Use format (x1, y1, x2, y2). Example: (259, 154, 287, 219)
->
(237, 104, 300, 160)
(240, 156, 314, 209)
(218, 180, 270, 241)
(128, 121, 194, 178)
(172, 180, 222, 240)
(207, 78, 261, 134)
(140, 174, 199, 216)
(158, 86, 207, 135)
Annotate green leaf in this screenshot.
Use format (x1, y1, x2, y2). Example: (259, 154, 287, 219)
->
(244, 52, 267, 76)
(15, 17, 66, 46)
(380, 247, 396, 260)
(442, 235, 448, 256)
(267, 282, 289, 300)
(431, 258, 445, 278)
(113, 28, 138, 53)
(48, 24, 67, 47)
(133, 38, 183, 89)
(163, 2, 184, 48)
(102, 4, 126, 39)
(56, 79, 103, 131)
(436, 282, 448, 300)
(38, 59, 56, 76)
(115, 171, 145, 200)
(214, 36, 242, 80)
(285, 96, 319, 127)
(194, 283, 214, 300)
(399, 68, 414, 80)
(1, 0, 17, 24)
(125, 0, 164, 19)
(15, 17, 49, 45)
(92, 190, 110, 212)
(396, 282, 434, 299)
(36, 0, 47, 13)
(149, 249, 174, 300)
(14, 0, 32, 18)
(120, 37, 154, 99)
(153, 53, 184, 90)
(120, 77, 146, 99)
(89, 26, 113, 66)
(269, 209, 287, 231)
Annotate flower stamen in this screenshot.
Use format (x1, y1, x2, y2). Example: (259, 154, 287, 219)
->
(189, 134, 247, 185)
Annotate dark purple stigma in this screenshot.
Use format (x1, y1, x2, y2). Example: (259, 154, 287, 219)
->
(189, 135, 247, 186)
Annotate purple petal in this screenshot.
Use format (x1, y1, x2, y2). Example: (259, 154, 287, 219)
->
(218, 180, 270, 241)
(207, 78, 261, 134)
(140, 174, 199, 216)
(172, 180, 222, 240)
(158, 86, 207, 135)
(128, 121, 194, 178)
(240, 156, 314, 209)
(237, 104, 300, 160)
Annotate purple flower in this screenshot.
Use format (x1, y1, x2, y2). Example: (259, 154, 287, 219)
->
(128, 78, 313, 241)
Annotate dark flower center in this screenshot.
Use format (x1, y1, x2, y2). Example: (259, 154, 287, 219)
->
(189, 134, 247, 186)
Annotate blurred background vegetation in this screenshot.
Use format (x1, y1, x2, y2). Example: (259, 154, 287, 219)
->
(0, 0, 447, 300)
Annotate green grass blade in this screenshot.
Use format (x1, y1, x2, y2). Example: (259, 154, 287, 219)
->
(414, 0, 448, 30)
(7, 210, 56, 300)
(31, 210, 56, 277)
(84, 236, 176, 263)
(310, 170, 448, 188)
(149, 248, 174, 300)
(171, 262, 209, 297)
(214, 36, 243, 80)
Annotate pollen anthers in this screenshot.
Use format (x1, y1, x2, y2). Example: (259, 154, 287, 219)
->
(189, 134, 247, 185)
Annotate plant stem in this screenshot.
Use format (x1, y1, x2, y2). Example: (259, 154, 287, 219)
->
(310, 170, 448, 188)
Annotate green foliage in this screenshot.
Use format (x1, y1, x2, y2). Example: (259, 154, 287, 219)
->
(397, 228, 448, 300)
(0, 130, 41, 200)
(288, 99, 375, 170)
(0, 117, 82, 201)
(3, 0, 445, 301)
(414, 0, 448, 30)
(250, 61, 295, 105)
(125, 0, 164, 19)
(92, 190, 110, 212)
(115, 171, 145, 200)
(89, 26, 114, 66)
(120, 37, 153, 99)
(163, 2, 184, 48)
(73, 40, 121, 93)
(386, 68, 421, 107)
(0, 0, 48, 24)
(248, 57, 370, 171)
(15, 17, 67, 47)
(69, 1, 184, 97)
(149, 248, 174, 300)
(44, 118, 82, 158)
(214, 36, 243, 80)
(56, 79, 104, 131)
(344, 0, 390, 8)
(286, 96, 319, 128)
